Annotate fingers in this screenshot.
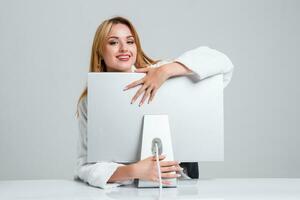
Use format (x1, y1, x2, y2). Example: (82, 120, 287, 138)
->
(148, 88, 158, 104)
(160, 165, 183, 173)
(152, 175, 178, 185)
(151, 154, 166, 161)
(139, 86, 153, 106)
(152, 178, 172, 185)
(123, 67, 149, 91)
(131, 83, 148, 104)
(124, 78, 144, 91)
(160, 160, 179, 167)
(149, 155, 180, 167)
(161, 172, 181, 179)
(162, 180, 172, 185)
(144, 156, 181, 185)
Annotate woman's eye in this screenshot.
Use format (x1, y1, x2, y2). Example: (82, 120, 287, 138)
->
(127, 41, 135, 44)
(109, 41, 118, 45)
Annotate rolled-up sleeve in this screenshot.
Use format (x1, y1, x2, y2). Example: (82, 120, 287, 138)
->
(175, 46, 234, 88)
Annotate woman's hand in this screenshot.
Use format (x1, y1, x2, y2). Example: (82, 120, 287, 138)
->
(131, 155, 182, 185)
(124, 66, 170, 106)
(124, 62, 192, 106)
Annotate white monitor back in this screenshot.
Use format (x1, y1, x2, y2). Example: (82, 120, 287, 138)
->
(87, 73, 224, 163)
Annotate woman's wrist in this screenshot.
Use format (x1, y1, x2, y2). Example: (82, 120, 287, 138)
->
(127, 163, 137, 179)
(127, 162, 144, 180)
(159, 62, 192, 78)
(108, 164, 136, 183)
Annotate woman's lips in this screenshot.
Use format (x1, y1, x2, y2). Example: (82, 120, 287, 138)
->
(116, 54, 130, 61)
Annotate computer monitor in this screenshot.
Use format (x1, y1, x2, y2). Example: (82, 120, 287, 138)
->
(87, 73, 224, 163)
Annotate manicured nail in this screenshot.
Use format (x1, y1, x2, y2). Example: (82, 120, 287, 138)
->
(177, 174, 181, 177)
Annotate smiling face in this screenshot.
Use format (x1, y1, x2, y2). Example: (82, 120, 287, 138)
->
(102, 23, 137, 72)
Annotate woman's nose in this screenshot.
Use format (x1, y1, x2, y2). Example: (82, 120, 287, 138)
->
(119, 42, 128, 52)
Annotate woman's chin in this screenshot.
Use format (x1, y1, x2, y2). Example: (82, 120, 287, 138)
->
(107, 62, 134, 72)
(116, 64, 134, 72)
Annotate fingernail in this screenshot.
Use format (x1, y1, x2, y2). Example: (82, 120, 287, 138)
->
(177, 174, 181, 177)
(180, 167, 184, 171)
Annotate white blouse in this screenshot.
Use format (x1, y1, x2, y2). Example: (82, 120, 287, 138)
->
(75, 46, 234, 189)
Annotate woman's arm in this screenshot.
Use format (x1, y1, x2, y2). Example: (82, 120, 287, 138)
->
(108, 155, 182, 184)
(125, 46, 234, 105)
(174, 46, 234, 87)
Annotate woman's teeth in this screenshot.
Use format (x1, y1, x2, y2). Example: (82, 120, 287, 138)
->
(117, 55, 130, 61)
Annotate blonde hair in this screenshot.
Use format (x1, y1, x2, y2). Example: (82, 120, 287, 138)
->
(76, 16, 156, 116)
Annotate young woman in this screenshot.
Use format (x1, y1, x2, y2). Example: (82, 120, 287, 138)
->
(76, 16, 234, 189)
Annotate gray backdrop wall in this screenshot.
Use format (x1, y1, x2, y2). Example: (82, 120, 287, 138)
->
(0, 0, 299, 180)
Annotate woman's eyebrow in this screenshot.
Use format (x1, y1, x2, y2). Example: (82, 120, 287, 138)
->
(108, 35, 134, 39)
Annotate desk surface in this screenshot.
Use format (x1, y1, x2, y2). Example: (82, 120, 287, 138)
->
(1, 179, 299, 200)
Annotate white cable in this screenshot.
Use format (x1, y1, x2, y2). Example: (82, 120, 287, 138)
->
(155, 143, 163, 192)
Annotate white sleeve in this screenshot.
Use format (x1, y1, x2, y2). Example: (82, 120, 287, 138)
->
(75, 96, 133, 189)
(174, 46, 234, 88)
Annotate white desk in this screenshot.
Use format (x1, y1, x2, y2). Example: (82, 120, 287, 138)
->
(1, 179, 299, 199)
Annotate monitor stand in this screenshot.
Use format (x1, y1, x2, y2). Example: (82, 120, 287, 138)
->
(138, 115, 177, 188)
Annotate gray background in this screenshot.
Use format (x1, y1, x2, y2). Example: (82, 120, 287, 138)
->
(0, 0, 299, 180)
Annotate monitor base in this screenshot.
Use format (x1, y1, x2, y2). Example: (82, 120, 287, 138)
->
(138, 115, 177, 188)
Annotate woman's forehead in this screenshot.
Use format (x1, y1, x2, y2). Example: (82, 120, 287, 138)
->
(108, 23, 133, 38)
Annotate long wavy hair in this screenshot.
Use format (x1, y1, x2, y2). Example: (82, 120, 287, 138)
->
(76, 16, 156, 116)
